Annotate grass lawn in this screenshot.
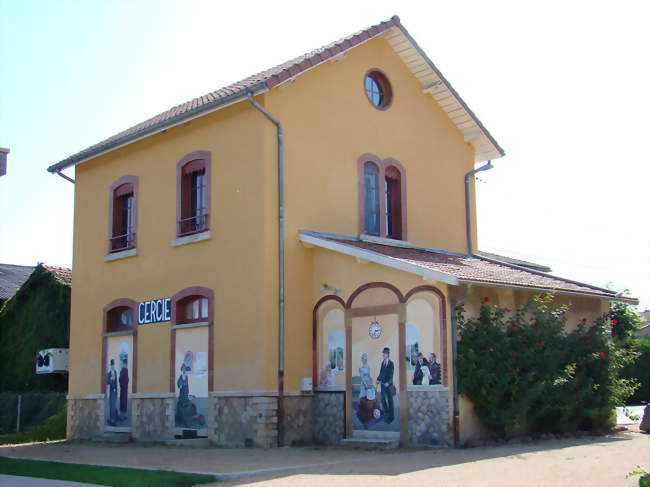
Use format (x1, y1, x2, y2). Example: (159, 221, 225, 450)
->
(0, 457, 216, 487)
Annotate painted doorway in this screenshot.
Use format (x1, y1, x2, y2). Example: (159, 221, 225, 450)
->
(173, 326, 209, 433)
(351, 313, 400, 437)
(104, 335, 133, 429)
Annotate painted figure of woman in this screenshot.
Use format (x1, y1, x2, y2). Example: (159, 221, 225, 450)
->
(358, 353, 373, 399)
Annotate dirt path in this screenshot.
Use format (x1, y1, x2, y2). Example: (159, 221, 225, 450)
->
(1, 429, 648, 487)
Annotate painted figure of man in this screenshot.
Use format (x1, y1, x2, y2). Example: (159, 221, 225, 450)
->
(412, 352, 430, 385)
(106, 359, 118, 426)
(428, 352, 441, 385)
(118, 357, 129, 421)
(377, 347, 395, 423)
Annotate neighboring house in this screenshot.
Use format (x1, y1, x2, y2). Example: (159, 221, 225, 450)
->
(0, 264, 71, 392)
(47, 16, 637, 447)
(0, 147, 9, 176)
(0, 263, 34, 309)
(636, 310, 650, 338)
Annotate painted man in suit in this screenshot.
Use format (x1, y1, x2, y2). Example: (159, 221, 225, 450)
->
(376, 347, 395, 423)
(106, 359, 118, 426)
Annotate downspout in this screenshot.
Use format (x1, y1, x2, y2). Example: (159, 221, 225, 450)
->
(246, 90, 285, 447)
(450, 283, 471, 447)
(56, 171, 75, 184)
(464, 161, 493, 255)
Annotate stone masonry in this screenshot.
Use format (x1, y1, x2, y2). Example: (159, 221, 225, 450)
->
(210, 395, 277, 448)
(313, 391, 345, 444)
(66, 396, 104, 439)
(407, 386, 449, 446)
(131, 397, 175, 441)
(283, 396, 314, 446)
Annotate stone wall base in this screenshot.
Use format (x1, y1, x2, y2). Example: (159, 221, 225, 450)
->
(209, 395, 278, 448)
(131, 397, 175, 441)
(67, 397, 104, 439)
(313, 392, 345, 444)
(407, 387, 450, 446)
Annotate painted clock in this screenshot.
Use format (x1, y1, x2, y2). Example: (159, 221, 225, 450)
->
(369, 320, 382, 339)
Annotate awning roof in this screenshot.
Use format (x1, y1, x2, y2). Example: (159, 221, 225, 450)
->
(299, 230, 638, 304)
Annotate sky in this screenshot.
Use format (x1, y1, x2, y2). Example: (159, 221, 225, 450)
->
(0, 0, 648, 310)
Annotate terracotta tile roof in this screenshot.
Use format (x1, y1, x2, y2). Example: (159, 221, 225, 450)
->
(48, 16, 402, 173)
(304, 232, 637, 303)
(44, 265, 72, 285)
(0, 264, 34, 301)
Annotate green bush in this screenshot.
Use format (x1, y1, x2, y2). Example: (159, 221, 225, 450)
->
(0, 403, 66, 445)
(457, 294, 639, 439)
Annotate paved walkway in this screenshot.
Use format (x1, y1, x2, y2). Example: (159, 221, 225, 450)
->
(0, 475, 102, 486)
(1, 428, 648, 487)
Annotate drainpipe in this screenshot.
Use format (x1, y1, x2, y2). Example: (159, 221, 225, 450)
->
(56, 171, 75, 184)
(450, 283, 471, 447)
(464, 161, 493, 255)
(246, 90, 285, 447)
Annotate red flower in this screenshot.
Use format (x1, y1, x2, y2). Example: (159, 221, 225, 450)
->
(580, 317, 587, 324)
(610, 319, 618, 326)
(598, 352, 606, 358)
(533, 322, 541, 329)
(483, 296, 490, 303)
(505, 307, 512, 313)
(508, 369, 515, 375)
(539, 293, 546, 299)
(538, 341, 545, 347)
(511, 324, 518, 330)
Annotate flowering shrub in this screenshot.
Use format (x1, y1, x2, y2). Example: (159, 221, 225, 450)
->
(457, 294, 638, 438)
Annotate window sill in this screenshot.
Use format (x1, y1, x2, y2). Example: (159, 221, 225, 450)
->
(359, 234, 411, 248)
(104, 248, 138, 262)
(170, 230, 212, 247)
(172, 321, 210, 330)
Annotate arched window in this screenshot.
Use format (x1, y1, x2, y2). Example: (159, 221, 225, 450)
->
(363, 162, 380, 236)
(179, 296, 209, 323)
(108, 176, 138, 252)
(358, 155, 406, 240)
(176, 151, 211, 237)
(106, 306, 134, 333)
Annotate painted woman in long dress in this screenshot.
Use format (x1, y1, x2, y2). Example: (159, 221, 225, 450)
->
(358, 353, 373, 399)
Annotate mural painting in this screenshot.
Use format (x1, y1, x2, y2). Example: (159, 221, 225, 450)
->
(105, 336, 132, 427)
(174, 327, 208, 430)
(317, 306, 345, 388)
(351, 314, 400, 433)
(406, 296, 442, 386)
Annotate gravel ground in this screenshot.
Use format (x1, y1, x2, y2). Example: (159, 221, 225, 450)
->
(1, 427, 648, 487)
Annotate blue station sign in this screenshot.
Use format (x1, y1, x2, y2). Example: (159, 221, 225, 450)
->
(138, 297, 171, 325)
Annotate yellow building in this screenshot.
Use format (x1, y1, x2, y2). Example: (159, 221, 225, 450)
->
(48, 16, 637, 447)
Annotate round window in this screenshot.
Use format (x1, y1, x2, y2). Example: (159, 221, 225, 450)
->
(364, 70, 392, 109)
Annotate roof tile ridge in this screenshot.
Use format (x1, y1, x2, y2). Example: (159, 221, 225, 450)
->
(473, 253, 626, 297)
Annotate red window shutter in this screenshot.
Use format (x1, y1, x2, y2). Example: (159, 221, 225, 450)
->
(385, 166, 402, 240)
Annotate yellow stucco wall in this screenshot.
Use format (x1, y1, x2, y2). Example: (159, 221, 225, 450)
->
(67, 29, 612, 448)
(69, 100, 279, 394)
(264, 36, 475, 393)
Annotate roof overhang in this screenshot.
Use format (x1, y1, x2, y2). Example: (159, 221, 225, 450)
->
(299, 231, 460, 285)
(381, 25, 505, 162)
(48, 16, 504, 173)
(300, 231, 638, 305)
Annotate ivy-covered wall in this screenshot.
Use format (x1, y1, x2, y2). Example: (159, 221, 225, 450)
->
(0, 265, 70, 392)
